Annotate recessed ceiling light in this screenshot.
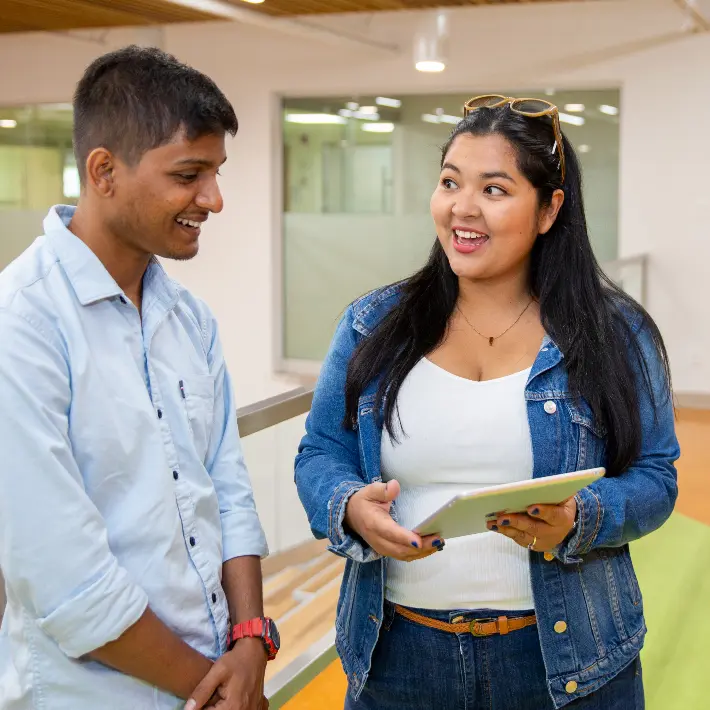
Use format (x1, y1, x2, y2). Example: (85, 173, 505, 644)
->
(421, 114, 440, 124)
(239, 0, 265, 4)
(352, 111, 380, 121)
(376, 97, 402, 108)
(545, 88, 556, 96)
(338, 109, 353, 118)
(578, 144, 591, 153)
(346, 102, 359, 111)
(362, 122, 395, 133)
(358, 106, 377, 115)
(599, 104, 619, 116)
(564, 103, 585, 113)
(416, 60, 446, 73)
(0, 119, 17, 128)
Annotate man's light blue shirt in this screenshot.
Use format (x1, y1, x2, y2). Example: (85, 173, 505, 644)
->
(0, 206, 268, 709)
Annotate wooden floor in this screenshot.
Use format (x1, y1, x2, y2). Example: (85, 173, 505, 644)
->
(280, 407, 710, 710)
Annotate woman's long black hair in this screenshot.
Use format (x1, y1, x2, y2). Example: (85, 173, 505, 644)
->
(343, 105, 672, 476)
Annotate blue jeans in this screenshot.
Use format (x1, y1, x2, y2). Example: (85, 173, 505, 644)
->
(345, 602, 644, 710)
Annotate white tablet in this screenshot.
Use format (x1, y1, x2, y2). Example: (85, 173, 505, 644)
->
(414, 468, 605, 540)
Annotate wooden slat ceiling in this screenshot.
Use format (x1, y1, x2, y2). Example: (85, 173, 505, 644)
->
(0, 0, 217, 34)
(0, 0, 597, 34)
(231, 0, 595, 17)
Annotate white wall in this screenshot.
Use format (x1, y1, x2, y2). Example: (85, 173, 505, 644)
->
(0, 0, 706, 402)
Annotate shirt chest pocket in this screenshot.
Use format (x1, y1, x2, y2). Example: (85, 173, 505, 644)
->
(180, 374, 215, 461)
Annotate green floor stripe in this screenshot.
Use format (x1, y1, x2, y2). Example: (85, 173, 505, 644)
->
(631, 512, 710, 709)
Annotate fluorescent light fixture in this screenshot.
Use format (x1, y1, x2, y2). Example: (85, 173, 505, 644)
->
(285, 113, 346, 124)
(346, 102, 359, 111)
(239, 0, 265, 3)
(338, 109, 353, 118)
(352, 111, 380, 121)
(559, 113, 585, 126)
(578, 144, 591, 153)
(0, 119, 17, 128)
(358, 106, 377, 114)
(362, 122, 395, 133)
(545, 88, 556, 96)
(439, 114, 461, 125)
(599, 104, 619, 116)
(416, 60, 446, 73)
(376, 97, 402, 108)
(422, 113, 440, 124)
(563, 103, 585, 113)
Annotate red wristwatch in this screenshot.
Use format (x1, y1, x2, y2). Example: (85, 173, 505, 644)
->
(228, 617, 280, 661)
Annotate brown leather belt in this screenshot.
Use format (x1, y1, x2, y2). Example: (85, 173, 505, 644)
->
(394, 604, 537, 637)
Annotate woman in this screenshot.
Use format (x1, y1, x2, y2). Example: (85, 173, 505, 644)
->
(295, 95, 679, 709)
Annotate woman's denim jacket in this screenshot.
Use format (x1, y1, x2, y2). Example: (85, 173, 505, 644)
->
(295, 284, 679, 709)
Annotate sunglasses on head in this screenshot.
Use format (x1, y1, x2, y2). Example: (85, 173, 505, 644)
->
(463, 95, 566, 182)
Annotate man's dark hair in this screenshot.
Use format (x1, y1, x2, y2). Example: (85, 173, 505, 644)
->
(73, 45, 238, 181)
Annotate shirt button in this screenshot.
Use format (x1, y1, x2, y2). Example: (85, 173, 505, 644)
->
(212, 593, 217, 603)
(544, 400, 557, 415)
(157, 409, 163, 419)
(189, 537, 196, 547)
(119, 296, 127, 304)
(554, 621, 568, 634)
(544, 552, 555, 562)
(173, 470, 179, 480)
(565, 681, 578, 694)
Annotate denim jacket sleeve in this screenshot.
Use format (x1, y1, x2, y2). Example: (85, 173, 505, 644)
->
(294, 306, 382, 563)
(556, 319, 680, 563)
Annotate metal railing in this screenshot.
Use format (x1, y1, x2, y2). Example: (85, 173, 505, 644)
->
(236, 386, 335, 708)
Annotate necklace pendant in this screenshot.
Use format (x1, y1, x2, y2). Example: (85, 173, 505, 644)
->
(489, 337, 494, 346)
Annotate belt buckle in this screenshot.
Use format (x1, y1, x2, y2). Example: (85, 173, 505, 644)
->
(469, 617, 497, 637)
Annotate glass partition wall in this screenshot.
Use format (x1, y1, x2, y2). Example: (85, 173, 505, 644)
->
(281, 89, 621, 367)
(0, 103, 75, 270)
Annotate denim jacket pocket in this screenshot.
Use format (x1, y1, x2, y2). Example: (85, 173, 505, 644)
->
(564, 399, 607, 471)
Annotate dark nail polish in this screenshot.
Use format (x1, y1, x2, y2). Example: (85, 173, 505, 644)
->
(491, 524, 499, 532)
(437, 542, 446, 552)
(531, 508, 540, 516)
(411, 541, 419, 548)
(432, 539, 442, 548)
(501, 520, 510, 526)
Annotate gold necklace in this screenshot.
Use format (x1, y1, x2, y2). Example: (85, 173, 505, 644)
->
(457, 298, 534, 346)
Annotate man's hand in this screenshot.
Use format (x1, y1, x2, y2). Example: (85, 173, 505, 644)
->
(186, 638, 268, 710)
(344, 480, 444, 561)
(486, 498, 577, 552)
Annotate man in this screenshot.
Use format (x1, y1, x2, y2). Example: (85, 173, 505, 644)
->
(0, 46, 278, 710)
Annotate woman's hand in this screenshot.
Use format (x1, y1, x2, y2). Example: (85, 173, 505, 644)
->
(344, 480, 444, 561)
(486, 497, 577, 552)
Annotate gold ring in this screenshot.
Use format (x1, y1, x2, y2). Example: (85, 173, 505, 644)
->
(528, 536, 537, 551)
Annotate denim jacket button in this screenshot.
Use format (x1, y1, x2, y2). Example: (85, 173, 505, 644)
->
(565, 681, 578, 694)
(554, 620, 568, 634)
(544, 400, 557, 415)
(544, 552, 555, 562)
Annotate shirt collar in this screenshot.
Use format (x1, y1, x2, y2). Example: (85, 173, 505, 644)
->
(43, 205, 178, 309)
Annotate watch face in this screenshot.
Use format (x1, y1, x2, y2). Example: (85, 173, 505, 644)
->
(268, 619, 281, 650)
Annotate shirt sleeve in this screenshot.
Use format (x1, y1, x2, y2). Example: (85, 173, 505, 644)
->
(0, 310, 149, 658)
(203, 315, 269, 562)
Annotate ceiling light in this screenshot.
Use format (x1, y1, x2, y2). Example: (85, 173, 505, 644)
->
(414, 10, 448, 73)
(559, 113, 585, 127)
(578, 144, 591, 153)
(362, 122, 395, 133)
(0, 119, 17, 128)
(358, 106, 377, 114)
(415, 60, 446, 73)
(545, 88, 556, 97)
(439, 114, 461, 125)
(376, 97, 402, 108)
(352, 111, 380, 121)
(421, 113, 440, 124)
(285, 113, 346, 124)
(599, 104, 619, 116)
(239, 0, 265, 3)
(564, 103, 585, 113)
(346, 102, 359, 111)
(338, 109, 353, 118)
